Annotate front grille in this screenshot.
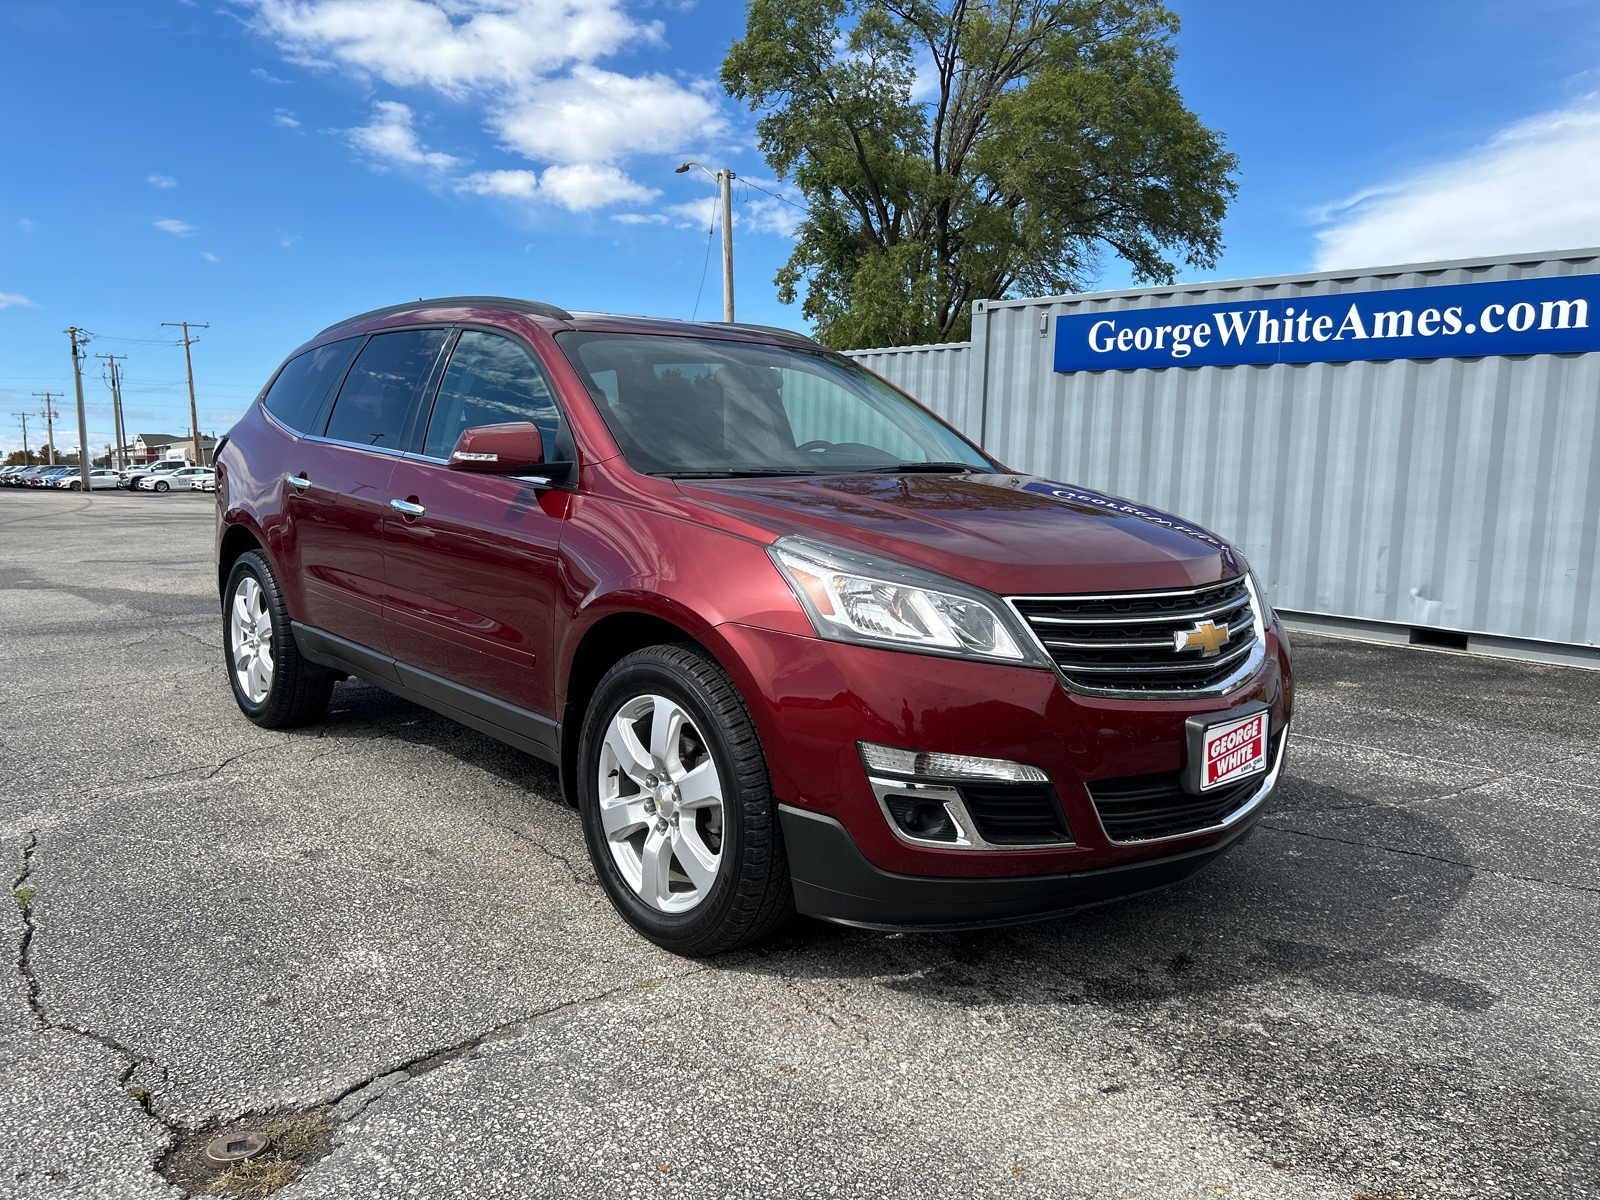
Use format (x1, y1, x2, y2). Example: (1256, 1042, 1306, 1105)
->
(957, 783, 1072, 846)
(1010, 576, 1262, 697)
(1086, 731, 1283, 842)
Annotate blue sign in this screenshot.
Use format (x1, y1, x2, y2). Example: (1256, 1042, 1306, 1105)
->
(1053, 275, 1600, 372)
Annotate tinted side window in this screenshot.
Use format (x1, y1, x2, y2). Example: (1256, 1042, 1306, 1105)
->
(260, 337, 361, 434)
(324, 329, 449, 449)
(422, 332, 561, 460)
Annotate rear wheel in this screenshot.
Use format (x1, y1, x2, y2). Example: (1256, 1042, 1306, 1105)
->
(223, 551, 333, 728)
(578, 644, 792, 955)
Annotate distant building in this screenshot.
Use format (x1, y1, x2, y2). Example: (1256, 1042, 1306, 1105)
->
(129, 433, 217, 464)
(131, 434, 185, 464)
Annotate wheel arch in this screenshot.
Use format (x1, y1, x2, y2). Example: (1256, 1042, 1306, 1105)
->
(559, 610, 701, 807)
(217, 523, 268, 600)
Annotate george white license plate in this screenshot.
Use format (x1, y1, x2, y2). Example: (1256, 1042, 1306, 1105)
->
(1198, 708, 1269, 791)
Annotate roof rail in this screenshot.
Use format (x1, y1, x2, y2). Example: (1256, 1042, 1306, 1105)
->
(726, 321, 820, 345)
(318, 296, 573, 336)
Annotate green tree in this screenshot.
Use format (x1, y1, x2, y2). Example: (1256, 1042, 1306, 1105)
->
(723, 0, 1238, 348)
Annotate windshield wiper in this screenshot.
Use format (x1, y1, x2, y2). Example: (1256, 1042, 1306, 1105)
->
(656, 468, 820, 479)
(860, 461, 978, 474)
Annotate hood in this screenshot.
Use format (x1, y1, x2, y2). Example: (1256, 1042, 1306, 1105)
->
(679, 472, 1242, 596)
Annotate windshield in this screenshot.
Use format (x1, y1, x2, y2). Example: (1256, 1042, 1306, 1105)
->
(554, 332, 994, 478)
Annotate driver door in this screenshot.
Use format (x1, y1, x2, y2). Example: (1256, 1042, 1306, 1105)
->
(382, 329, 573, 723)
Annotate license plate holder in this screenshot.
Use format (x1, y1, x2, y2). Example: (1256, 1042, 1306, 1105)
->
(1183, 701, 1271, 795)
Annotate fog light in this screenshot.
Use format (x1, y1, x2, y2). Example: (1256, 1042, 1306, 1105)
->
(884, 795, 958, 842)
(858, 741, 1049, 783)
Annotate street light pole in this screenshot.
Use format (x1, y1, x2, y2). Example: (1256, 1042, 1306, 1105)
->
(162, 320, 210, 465)
(675, 162, 736, 323)
(32, 392, 60, 466)
(65, 329, 92, 491)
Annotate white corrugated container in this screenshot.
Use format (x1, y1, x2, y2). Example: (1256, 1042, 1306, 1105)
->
(844, 249, 1600, 662)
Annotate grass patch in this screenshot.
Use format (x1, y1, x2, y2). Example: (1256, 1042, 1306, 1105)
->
(14, 887, 35, 912)
(207, 1157, 298, 1198)
(205, 1116, 331, 1197)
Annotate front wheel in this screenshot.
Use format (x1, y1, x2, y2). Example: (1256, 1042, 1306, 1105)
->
(223, 551, 333, 728)
(154, 480, 170, 492)
(578, 644, 792, 955)
(69, 481, 81, 491)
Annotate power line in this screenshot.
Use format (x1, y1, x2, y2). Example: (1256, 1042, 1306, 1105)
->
(691, 207, 716, 321)
(739, 178, 806, 211)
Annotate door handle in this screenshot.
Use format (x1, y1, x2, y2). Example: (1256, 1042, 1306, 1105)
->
(389, 498, 426, 517)
(285, 474, 311, 490)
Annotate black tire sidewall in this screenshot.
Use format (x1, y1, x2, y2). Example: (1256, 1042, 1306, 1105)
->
(578, 650, 757, 950)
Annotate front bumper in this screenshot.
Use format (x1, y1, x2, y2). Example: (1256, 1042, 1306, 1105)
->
(783, 727, 1286, 929)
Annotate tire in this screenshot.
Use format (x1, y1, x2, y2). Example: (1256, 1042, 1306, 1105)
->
(69, 481, 80, 491)
(578, 643, 793, 955)
(223, 550, 333, 728)
(154, 480, 170, 492)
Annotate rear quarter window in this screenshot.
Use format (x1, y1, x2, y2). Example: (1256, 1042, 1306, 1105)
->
(261, 337, 363, 435)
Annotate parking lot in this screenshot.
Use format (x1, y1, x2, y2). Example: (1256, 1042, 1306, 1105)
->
(2, 489, 1596, 1199)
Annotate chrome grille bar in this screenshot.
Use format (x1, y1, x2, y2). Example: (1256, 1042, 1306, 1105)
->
(1007, 576, 1267, 700)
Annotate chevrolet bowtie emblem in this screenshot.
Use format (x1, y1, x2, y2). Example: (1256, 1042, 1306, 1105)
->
(1174, 620, 1229, 657)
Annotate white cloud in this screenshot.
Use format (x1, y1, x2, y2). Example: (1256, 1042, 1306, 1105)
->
(539, 163, 657, 210)
(241, 1, 728, 214)
(203, 252, 221, 263)
(242, 0, 653, 94)
(251, 67, 292, 83)
(345, 100, 461, 170)
(154, 218, 198, 237)
(272, 108, 302, 127)
(491, 67, 724, 164)
(458, 164, 657, 211)
(1313, 94, 1600, 269)
(0, 292, 37, 309)
(148, 174, 178, 188)
(612, 212, 667, 225)
(18, 219, 36, 233)
(458, 168, 541, 199)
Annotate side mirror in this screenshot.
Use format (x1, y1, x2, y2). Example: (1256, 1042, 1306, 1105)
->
(446, 422, 572, 482)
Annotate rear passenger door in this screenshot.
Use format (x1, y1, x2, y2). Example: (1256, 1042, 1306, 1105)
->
(286, 328, 450, 654)
(382, 329, 574, 726)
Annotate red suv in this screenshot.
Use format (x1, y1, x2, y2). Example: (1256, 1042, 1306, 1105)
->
(214, 297, 1293, 954)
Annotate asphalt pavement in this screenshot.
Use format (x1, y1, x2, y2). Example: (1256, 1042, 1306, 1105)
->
(2, 488, 1596, 1200)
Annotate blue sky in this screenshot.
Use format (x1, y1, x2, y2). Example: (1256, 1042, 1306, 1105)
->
(3, 0, 1599, 457)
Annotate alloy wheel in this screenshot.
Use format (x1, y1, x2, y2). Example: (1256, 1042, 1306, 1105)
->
(597, 694, 725, 913)
(230, 575, 274, 704)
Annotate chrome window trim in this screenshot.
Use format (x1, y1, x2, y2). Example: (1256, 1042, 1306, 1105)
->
(1005, 574, 1269, 700)
(869, 776, 1076, 852)
(299, 433, 411, 460)
(1088, 723, 1289, 847)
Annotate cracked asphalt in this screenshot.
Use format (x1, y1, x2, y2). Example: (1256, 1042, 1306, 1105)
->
(2, 489, 1597, 1200)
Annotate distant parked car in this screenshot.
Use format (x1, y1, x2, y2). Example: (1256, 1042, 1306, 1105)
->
(140, 465, 213, 492)
(32, 467, 77, 487)
(0, 465, 29, 485)
(195, 470, 219, 493)
(122, 460, 191, 490)
(56, 468, 121, 491)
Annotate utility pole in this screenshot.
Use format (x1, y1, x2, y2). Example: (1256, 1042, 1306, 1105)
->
(674, 162, 736, 322)
(32, 392, 61, 466)
(97, 352, 128, 469)
(65, 327, 92, 491)
(162, 321, 209, 465)
(11, 412, 29, 462)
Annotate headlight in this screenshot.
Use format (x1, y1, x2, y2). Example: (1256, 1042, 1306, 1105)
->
(767, 536, 1049, 666)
